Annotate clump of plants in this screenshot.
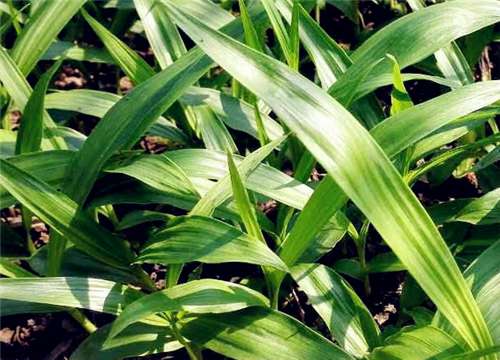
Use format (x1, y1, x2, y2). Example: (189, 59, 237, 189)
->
(0, 0, 499, 359)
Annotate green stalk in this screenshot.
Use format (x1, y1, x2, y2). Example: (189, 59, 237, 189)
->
(168, 313, 203, 360)
(67, 308, 97, 333)
(20, 207, 36, 255)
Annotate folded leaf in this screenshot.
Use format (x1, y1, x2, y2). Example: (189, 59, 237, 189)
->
(292, 263, 380, 357)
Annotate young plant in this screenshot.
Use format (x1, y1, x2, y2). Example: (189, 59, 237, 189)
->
(0, 0, 499, 359)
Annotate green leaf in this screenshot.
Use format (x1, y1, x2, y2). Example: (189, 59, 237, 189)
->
(44, 89, 188, 144)
(297, 211, 349, 263)
(0, 300, 64, 316)
(227, 152, 265, 243)
(329, 0, 500, 102)
(15, 59, 62, 154)
(41, 41, 114, 63)
(81, 8, 155, 84)
(195, 104, 238, 152)
(289, 0, 300, 71)
(0, 46, 66, 149)
(63, 5, 266, 205)
(116, 210, 171, 231)
(10, 0, 86, 75)
(387, 54, 413, 117)
(407, 0, 474, 86)
(427, 189, 500, 227)
(109, 279, 269, 339)
(179, 87, 283, 140)
(83, 3, 237, 153)
(369, 326, 464, 360)
(191, 136, 285, 216)
(181, 307, 353, 360)
(434, 240, 500, 344)
(405, 307, 435, 327)
(0, 277, 142, 315)
(165, 148, 310, 210)
(275, 0, 385, 129)
(0, 150, 73, 208)
(291, 263, 380, 357)
(278, 176, 348, 266)
(443, 345, 500, 360)
(133, 0, 186, 68)
(238, 0, 264, 53)
(453, 188, 500, 225)
(367, 252, 405, 273)
(105, 153, 199, 199)
(276, 0, 350, 89)
(62, 50, 209, 206)
(137, 215, 288, 272)
(162, 6, 493, 350)
(0, 258, 34, 278)
(71, 323, 182, 360)
(411, 107, 500, 162)
(28, 246, 138, 285)
(261, 0, 293, 66)
(406, 134, 500, 185)
(0, 159, 134, 269)
(371, 81, 500, 159)
(164, 0, 234, 29)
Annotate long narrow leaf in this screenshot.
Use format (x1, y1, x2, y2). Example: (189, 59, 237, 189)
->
(0, 159, 134, 269)
(15, 59, 62, 154)
(10, 0, 86, 75)
(0, 277, 142, 315)
(163, 5, 493, 349)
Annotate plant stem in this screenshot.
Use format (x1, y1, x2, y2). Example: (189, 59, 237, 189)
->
(352, 219, 371, 296)
(168, 314, 203, 360)
(67, 308, 97, 333)
(21, 207, 36, 255)
(133, 265, 156, 292)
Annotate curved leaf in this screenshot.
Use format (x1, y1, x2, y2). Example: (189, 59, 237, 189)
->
(10, 0, 86, 75)
(71, 322, 182, 360)
(44, 89, 188, 144)
(0, 277, 141, 315)
(330, 0, 500, 101)
(0, 46, 66, 149)
(0, 150, 73, 207)
(181, 307, 353, 360)
(163, 5, 493, 350)
(434, 240, 500, 344)
(292, 263, 380, 357)
(137, 215, 288, 272)
(0, 159, 134, 269)
(369, 326, 464, 360)
(110, 279, 269, 339)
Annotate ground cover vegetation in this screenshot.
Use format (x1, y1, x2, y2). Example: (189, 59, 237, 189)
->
(0, 0, 499, 359)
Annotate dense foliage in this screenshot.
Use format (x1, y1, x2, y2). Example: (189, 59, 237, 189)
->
(0, 0, 499, 359)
